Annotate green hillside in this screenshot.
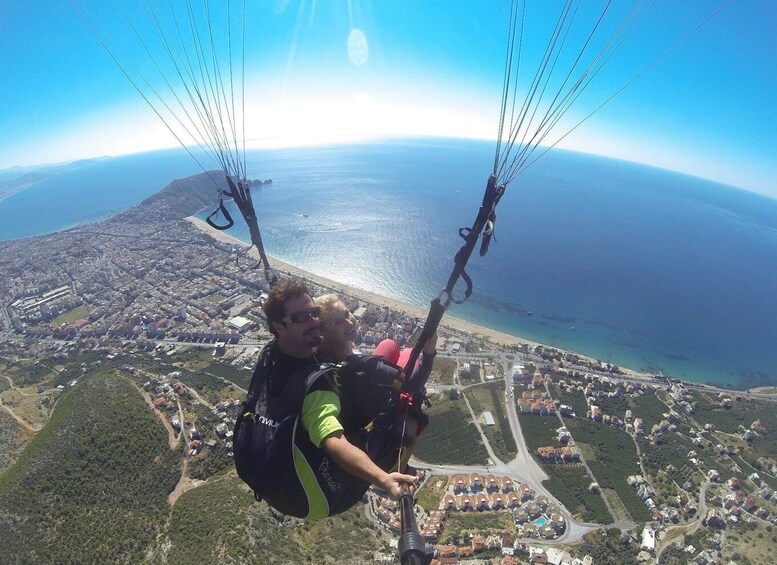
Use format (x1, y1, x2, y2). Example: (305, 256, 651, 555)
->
(0, 371, 180, 563)
(154, 474, 383, 564)
(0, 367, 386, 564)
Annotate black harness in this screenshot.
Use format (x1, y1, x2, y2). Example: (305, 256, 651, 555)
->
(233, 343, 406, 519)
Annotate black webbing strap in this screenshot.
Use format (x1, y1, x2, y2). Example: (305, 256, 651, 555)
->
(206, 175, 276, 285)
(205, 192, 235, 230)
(400, 174, 506, 388)
(444, 174, 505, 300)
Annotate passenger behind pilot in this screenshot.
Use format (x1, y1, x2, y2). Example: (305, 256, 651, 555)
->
(311, 293, 436, 475)
(313, 293, 433, 370)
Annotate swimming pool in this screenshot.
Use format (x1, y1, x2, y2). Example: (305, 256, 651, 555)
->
(535, 517, 547, 526)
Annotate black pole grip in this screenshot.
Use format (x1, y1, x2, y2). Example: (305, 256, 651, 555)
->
(398, 491, 429, 565)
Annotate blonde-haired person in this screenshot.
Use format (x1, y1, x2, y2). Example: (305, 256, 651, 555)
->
(310, 293, 437, 476)
(314, 293, 437, 371)
(313, 293, 359, 363)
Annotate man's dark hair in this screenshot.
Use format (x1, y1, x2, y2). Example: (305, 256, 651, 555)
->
(263, 278, 311, 337)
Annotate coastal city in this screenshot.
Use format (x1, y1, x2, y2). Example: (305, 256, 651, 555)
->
(2, 186, 777, 565)
(2, 0, 775, 562)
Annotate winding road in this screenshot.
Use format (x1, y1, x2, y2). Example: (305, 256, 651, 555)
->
(655, 480, 711, 561)
(412, 354, 607, 543)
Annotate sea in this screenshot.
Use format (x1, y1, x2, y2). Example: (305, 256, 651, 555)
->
(1, 138, 776, 390)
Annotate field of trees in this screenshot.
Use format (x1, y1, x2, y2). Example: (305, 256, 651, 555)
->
(563, 417, 650, 523)
(155, 473, 383, 564)
(188, 443, 234, 480)
(628, 391, 669, 431)
(174, 366, 238, 404)
(417, 474, 450, 511)
(542, 465, 612, 524)
(638, 433, 733, 486)
(466, 382, 517, 462)
(2, 359, 57, 386)
(692, 392, 755, 433)
(438, 511, 515, 544)
(0, 411, 25, 471)
(49, 349, 119, 388)
(415, 398, 489, 465)
(550, 383, 588, 417)
(518, 413, 612, 523)
(517, 413, 560, 450)
(579, 528, 640, 565)
(693, 392, 777, 461)
(0, 362, 391, 564)
(430, 356, 457, 386)
(202, 361, 252, 390)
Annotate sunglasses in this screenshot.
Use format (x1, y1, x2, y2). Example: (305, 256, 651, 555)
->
(285, 306, 321, 324)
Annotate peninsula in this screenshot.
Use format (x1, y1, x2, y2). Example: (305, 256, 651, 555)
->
(1, 172, 776, 565)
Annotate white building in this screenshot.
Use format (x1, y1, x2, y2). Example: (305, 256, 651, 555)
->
(641, 527, 656, 552)
(227, 315, 252, 331)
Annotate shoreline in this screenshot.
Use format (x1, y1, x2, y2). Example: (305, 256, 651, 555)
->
(186, 216, 657, 382)
(185, 216, 777, 398)
(186, 218, 539, 348)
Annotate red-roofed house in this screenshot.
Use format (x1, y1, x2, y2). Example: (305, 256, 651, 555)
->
(452, 475, 468, 493)
(486, 474, 499, 492)
(472, 535, 487, 553)
(506, 491, 520, 508)
(442, 494, 457, 511)
(561, 447, 579, 462)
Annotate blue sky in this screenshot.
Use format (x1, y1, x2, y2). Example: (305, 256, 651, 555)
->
(1, 1, 775, 197)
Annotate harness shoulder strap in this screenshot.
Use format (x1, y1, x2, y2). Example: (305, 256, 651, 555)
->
(303, 362, 341, 395)
(246, 341, 277, 397)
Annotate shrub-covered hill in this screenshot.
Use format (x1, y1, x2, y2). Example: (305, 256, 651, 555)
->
(153, 474, 384, 564)
(118, 170, 224, 223)
(0, 410, 26, 472)
(0, 371, 180, 563)
(0, 367, 386, 564)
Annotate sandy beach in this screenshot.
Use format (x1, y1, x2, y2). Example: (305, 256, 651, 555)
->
(186, 216, 657, 381)
(186, 217, 542, 345)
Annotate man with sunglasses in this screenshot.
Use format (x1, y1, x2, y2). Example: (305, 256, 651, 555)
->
(235, 278, 418, 520)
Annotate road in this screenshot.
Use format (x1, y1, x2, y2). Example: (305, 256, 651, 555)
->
(1, 304, 12, 334)
(655, 480, 711, 561)
(541, 378, 635, 532)
(412, 353, 603, 543)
